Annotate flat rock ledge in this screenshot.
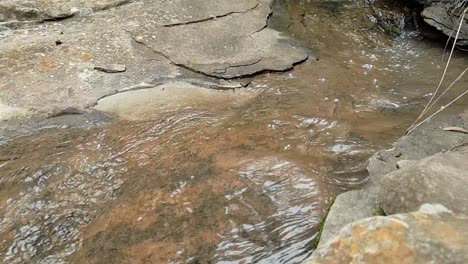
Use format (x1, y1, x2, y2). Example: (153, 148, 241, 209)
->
(307, 111, 468, 263)
(0, 0, 310, 121)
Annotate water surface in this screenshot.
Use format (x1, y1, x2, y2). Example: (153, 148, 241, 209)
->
(1, 1, 468, 263)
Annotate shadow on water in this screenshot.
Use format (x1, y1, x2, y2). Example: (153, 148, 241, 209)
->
(1, 1, 468, 263)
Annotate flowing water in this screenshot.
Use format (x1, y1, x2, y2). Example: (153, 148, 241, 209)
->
(1, 1, 468, 263)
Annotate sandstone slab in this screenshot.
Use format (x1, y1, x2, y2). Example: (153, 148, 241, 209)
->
(368, 112, 468, 178)
(317, 186, 380, 247)
(309, 205, 468, 264)
(316, 112, 467, 248)
(0, 0, 310, 120)
(380, 146, 468, 215)
(130, 0, 310, 78)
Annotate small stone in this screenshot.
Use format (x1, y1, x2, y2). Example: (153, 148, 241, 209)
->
(94, 64, 126, 73)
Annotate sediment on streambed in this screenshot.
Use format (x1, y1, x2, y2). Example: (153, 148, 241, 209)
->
(1, 0, 468, 263)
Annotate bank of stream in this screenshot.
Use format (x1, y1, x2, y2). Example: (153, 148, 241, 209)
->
(0, 1, 467, 263)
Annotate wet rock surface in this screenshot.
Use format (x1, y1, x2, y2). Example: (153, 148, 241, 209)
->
(309, 205, 468, 264)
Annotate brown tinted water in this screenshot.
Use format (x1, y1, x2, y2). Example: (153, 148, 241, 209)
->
(1, 1, 468, 263)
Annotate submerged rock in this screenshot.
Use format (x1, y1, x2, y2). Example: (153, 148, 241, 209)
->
(308, 205, 468, 264)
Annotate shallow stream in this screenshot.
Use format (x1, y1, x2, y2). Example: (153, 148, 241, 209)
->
(0, 1, 467, 263)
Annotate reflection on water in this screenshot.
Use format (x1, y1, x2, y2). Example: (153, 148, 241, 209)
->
(215, 158, 321, 263)
(1, 1, 468, 263)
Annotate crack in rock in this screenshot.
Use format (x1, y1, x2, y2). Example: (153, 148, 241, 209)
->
(162, 3, 260, 27)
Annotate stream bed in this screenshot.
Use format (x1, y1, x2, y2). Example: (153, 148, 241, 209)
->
(1, 1, 467, 263)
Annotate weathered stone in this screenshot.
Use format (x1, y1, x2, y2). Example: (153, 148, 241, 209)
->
(368, 112, 468, 178)
(308, 205, 468, 264)
(317, 185, 380, 248)
(0, 17, 180, 120)
(0, 0, 310, 120)
(380, 146, 468, 215)
(131, 0, 310, 78)
(94, 64, 126, 73)
(316, 112, 468, 248)
(422, 4, 468, 45)
(0, 0, 130, 22)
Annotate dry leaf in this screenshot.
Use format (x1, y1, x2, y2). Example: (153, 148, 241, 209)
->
(443, 127, 468, 134)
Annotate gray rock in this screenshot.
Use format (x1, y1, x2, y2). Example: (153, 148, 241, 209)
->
(316, 111, 467, 247)
(94, 64, 126, 73)
(369, 99, 400, 110)
(317, 185, 380, 248)
(380, 146, 468, 215)
(368, 112, 468, 178)
(0, 0, 310, 120)
(0, 0, 131, 22)
(308, 204, 468, 264)
(422, 4, 468, 45)
(131, 0, 311, 78)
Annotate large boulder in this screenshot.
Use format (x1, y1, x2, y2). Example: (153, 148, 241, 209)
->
(380, 146, 468, 215)
(308, 204, 468, 264)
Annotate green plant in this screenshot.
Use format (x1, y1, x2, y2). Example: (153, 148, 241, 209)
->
(372, 207, 386, 216)
(311, 197, 336, 249)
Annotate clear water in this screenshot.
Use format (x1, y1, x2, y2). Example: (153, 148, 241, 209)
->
(0, 1, 467, 263)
